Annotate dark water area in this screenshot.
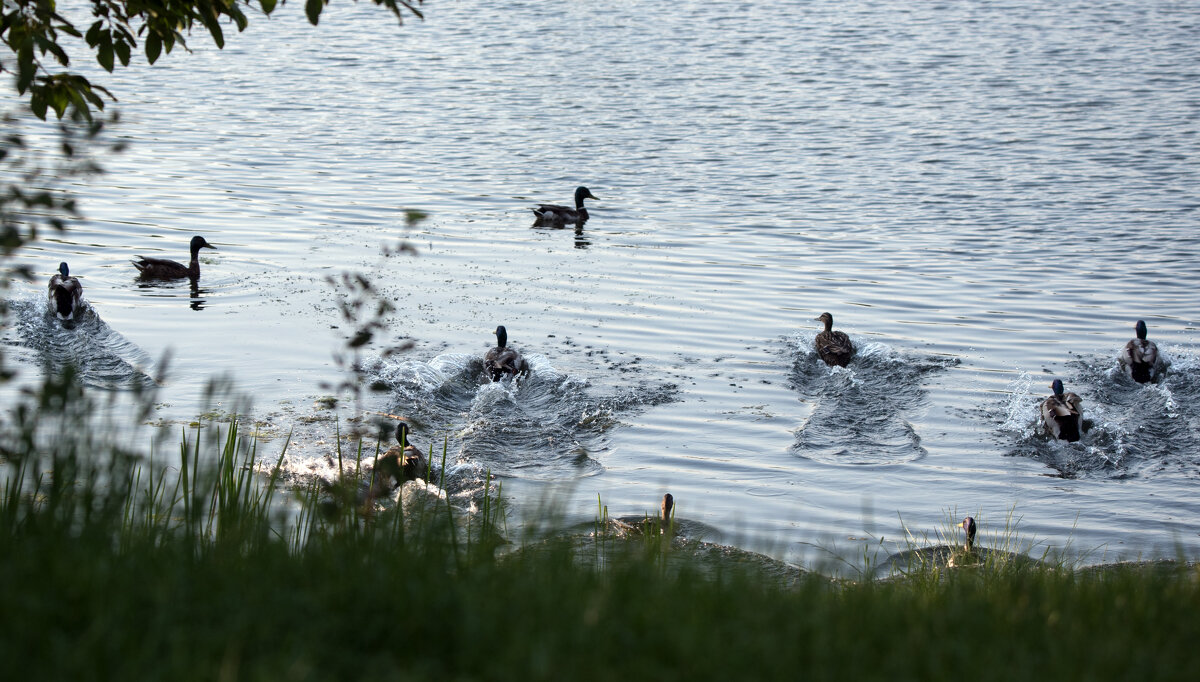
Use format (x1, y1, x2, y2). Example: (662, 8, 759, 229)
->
(2, 0, 1199, 572)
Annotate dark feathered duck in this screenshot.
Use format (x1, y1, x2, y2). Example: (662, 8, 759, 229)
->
(532, 186, 598, 226)
(369, 423, 430, 499)
(48, 262, 84, 321)
(1041, 379, 1083, 442)
(947, 516, 981, 567)
(814, 312, 855, 367)
(484, 325, 529, 382)
(609, 493, 675, 538)
(132, 235, 217, 280)
(1119, 319, 1163, 384)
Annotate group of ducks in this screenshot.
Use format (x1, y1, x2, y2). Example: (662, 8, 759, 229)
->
(47, 235, 219, 321)
(812, 312, 1166, 444)
(45, 184, 599, 321)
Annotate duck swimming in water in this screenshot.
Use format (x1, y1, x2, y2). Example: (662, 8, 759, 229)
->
(484, 325, 529, 382)
(532, 186, 598, 226)
(1119, 319, 1164, 384)
(814, 312, 855, 367)
(132, 235, 217, 280)
(947, 516, 980, 567)
(370, 423, 430, 499)
(1041, 379, 1083, 442)
(48, 262, 84, 321)
(608, 493, 675, 537)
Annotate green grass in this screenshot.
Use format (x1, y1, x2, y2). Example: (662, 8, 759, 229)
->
(2, 372, 1199, 681)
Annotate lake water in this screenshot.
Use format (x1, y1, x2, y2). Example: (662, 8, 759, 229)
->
(4, 0, 1200, 572)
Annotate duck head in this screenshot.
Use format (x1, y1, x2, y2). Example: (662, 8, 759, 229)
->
(1051, 379, 1065, 397)
(814, 312, 834, 332)
(396, 422, 411, 448)
(189, 235, 217, 255)
(959, 516, 976, 550)
(660, 493, 674, 524)
(1135, 319, 1148, 340)
(58, 262, 70, 277)
(574, 186, 598, 208)
(493, 325, 508, 348)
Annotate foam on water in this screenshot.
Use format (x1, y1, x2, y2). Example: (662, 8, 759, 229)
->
(788, 335, 957, 466)
(369, 351, 677, 482)
(997, 349, 1200, 479)
(3, 294, 156, 390)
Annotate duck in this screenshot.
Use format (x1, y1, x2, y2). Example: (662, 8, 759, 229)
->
(947, 516, 980, 567)
(813, 312, 855, 367)
(369, 422, 430, 498)
(132, 235, 217, 280)
(532, 186, 598, 226)
(47, 262, 84, 321)
(608, 493, 675, 537)
(1041, 379, 1083, 442)
(484, 325, 529, 382)
(1119, 319, 1164, 383)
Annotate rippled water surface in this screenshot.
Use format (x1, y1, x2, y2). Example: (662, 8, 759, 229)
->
(4, 0, 1200, 571)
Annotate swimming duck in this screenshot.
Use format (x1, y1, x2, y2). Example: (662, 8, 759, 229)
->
(1041, 379, 1083, 442)
(47, 262, 84, 321)
(947, 516, 980, 567)
(132, 235, 217, 280)
(370, 423, 430, 498)
(484, 325, 529, 382)
(1119, 319, 1163, 383)
(814, 312, 855, 367)
(532, 186, 598, 226)
(609, 493, 675, 537)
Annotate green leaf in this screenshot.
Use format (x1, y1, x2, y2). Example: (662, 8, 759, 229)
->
(85, 21, 102, 47)
(114, 39, 130, 67)
(207, 18, 225, 49)
(260, 0, 278, 15)
(230, 4, 249, 32)
(17, 44, 36, 94)
(30, 92, 47, 120)
(146, 32, 162, 64)
(305, 0, 323, 25)
(98, 41, 114, 72)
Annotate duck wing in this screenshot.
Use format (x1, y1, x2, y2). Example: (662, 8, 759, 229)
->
(1121, 339, 1159, 382)
(48, 274, 83, 319)
(815, 330, 855, 366)
(132, 256, 189, 278)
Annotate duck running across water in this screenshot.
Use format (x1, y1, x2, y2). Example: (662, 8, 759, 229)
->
(484, 325, 529, 382)
(813, 312, 855, 367)
(132, 235, 217, 280)
(532, 186, 598, 226)
(1119, 319, 1164, 384)
(1041, 379, 1083, 443)
(369, 423, 431, 499)
(48, 262, 84, 321)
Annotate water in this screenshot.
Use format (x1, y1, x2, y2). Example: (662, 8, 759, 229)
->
(3, 0, 1199, 572)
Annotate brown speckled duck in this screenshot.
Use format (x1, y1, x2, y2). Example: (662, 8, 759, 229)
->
(48, 262, 84, 321)
(1041, 379, 1083, 442)
(132, 235, 217, 280)
(814, 312, 855, 367)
